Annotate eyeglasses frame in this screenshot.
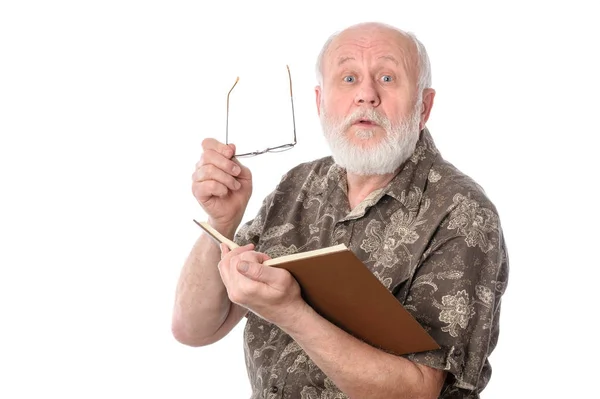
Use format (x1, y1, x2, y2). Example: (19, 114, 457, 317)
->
(225, 65, 297, 158)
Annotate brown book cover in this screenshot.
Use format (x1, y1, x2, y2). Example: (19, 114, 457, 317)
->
(194, 219, 440, 356)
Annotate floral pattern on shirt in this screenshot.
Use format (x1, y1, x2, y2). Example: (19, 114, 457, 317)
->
(234, 128, 509, 398)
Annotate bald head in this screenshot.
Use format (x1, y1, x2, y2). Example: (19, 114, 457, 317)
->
(316, 22, 432, 95)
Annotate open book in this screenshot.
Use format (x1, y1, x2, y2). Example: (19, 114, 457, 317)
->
(194, 219, 440, 356)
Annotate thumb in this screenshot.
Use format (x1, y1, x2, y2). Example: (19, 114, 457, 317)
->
(237, 258, 275, 283)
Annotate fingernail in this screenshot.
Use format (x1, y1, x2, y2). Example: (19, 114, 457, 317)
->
(234, 180, 241, 189)
(238, 262, 249, 273)
(232, 165, 241, 175)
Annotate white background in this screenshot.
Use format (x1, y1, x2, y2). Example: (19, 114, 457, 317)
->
(1, 1, 598, 398)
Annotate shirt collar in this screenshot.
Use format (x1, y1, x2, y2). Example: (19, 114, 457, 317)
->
(321, 127, 441, 219)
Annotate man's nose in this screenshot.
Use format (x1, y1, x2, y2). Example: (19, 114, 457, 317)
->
(354, 80, 381, 107)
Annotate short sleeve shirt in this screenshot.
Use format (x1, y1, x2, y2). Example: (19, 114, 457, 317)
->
(233, 128, 509, 398)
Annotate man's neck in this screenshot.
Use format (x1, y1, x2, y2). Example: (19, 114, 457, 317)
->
(346, 170, 398, 210)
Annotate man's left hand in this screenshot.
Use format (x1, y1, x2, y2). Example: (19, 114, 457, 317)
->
(218, 244, 308, 329)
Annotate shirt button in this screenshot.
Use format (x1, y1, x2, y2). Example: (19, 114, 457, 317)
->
(270, 386, 279, 393)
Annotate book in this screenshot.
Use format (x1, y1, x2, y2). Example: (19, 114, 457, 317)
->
(193, 219, 440, 356)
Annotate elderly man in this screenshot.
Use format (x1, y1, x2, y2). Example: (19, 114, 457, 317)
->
(172, 22, 508, 398)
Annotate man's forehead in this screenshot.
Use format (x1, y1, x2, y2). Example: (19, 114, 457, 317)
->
(326, 29, 417, 68)
(331, 44, 406, 64)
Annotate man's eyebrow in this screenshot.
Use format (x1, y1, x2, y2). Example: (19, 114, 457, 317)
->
(378, 55, 399, 65)
(335, 55, 400, 68)
(337, 56, 355, 66)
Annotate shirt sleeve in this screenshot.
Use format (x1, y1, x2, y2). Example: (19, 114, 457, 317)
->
(401, 196, 509, 397)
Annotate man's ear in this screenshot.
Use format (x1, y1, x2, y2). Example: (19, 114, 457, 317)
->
(315, 85, 322, 116)
(419, 88, 436, 130)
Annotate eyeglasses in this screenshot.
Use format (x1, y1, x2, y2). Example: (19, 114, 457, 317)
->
(226, 65, 297, 158)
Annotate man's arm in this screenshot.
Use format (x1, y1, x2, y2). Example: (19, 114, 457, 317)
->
(283, 303, 446, 399)
(171, 229, 252, 347)
(172, 137, 254, 346)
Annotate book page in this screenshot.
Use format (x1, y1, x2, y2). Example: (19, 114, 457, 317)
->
(264, 244, 348, 266)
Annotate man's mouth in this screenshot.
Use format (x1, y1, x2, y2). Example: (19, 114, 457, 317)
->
(354, 119, 378, 126)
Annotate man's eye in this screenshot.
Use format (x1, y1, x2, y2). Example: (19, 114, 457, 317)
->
(381, 75, 393, 83)
(343, 76, 356, 83)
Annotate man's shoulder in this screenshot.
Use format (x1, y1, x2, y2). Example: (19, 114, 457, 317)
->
(428, 157, 500, 217)
(404, 127, 500, 217)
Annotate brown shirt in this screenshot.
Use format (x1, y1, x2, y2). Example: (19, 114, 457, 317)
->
(233, 128, 509, 398)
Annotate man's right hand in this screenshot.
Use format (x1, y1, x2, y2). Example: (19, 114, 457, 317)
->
(191, 138, 253, 235)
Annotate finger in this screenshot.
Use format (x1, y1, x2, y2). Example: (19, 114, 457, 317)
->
(192, 180, 229, 200)
(222, 243, 255, 261)
(220, 243, 230, 258)
(194, 164, 241, 191)
(218, 243, 253, 282)
(231, 157, 252, 180)
(197, 149, 242, 177)
(201, 138, 235, 159)
(238, 250, 272, 264)
(236, 261, 283, 285)
(230, 251, 270, 276)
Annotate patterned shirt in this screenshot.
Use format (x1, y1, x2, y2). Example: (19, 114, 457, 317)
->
(233, 128, 509, 398)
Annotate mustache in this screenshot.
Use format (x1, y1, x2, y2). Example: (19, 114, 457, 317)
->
(338, 108, 391, 131)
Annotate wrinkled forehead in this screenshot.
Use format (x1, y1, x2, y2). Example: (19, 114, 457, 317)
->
(324, 26, 419, 80)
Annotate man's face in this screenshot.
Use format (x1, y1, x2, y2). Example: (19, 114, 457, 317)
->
(317, 26, 425, 175)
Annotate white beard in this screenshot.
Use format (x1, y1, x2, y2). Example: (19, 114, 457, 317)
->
(319, 105, 422, 176)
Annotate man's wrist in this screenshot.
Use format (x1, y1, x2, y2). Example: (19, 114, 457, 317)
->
(278, 301, 316, 337)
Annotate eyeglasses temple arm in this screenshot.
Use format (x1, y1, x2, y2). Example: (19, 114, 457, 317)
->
(226, 77, 239, 145)
(286, 65, 297, 144)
